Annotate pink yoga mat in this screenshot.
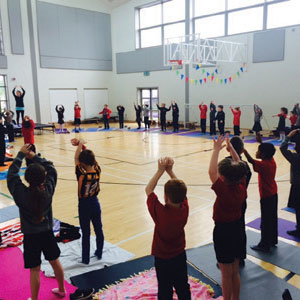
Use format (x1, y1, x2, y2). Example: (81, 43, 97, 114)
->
(0, 247, 76, 300)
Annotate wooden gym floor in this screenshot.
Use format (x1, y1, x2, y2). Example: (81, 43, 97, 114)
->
(0, 122, 299, 288)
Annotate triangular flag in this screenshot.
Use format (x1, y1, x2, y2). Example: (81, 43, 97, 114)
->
(185, 77, 189, 82)
(206, 72, 210, 77)
(237, 71, 240, 76)
(190, 79, 194, 84)
(199, 64, 202, 68)
(216, 78, 219, 83)
(215, 69, 218, 74)
(211, 75, 214, 81)
(196, 64, 200, 70)
(176, 70, 179, 75)
(181, 74, 184, 80)
(220, 79, 223, 84)
(225, 79, 227, 84)
(169, 66, 172, 70)
(212, 73, 214, 77)
(204, 78, 207, 83)
(243, 63, 246, 68)
(207, 76, 211, 81)
(240, 67, 244, 72)
(200, 79, 203, 84)
(229, 77, 232, 82)
(233, 74, 236, 80)
(202, 69, 205, 74)
(195, 80, 198, 85)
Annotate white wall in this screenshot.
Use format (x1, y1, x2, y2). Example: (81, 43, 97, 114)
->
(111, 0, 300, 130)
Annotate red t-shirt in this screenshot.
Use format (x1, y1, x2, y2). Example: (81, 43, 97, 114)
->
(199, 105, 208, 119)
(231, 109, 241, 126)
(278, 113, 287, 119)
(74, 107, 81, 118)
(21, 120, 35, 144)
(290, 115, 297, 126)
(212, 178, 247, 223)
(147, 192, 188, 259)
(253, 158, 277, 198)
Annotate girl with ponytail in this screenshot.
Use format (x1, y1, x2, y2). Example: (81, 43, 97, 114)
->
(7, 144, 66, 300)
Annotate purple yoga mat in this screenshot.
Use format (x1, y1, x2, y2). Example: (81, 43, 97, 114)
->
(247, 217, 300, 243)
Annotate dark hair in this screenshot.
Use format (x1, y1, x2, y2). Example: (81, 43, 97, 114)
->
(164, 179, 187, 204)
(79, 149, 95, 166)
(24, 163, 47, 224)
(218, 159, 248, 184)
(230, 136, 244, 155)
(25, 144, 36, 166)
(258, 143, 276, 159)
(23, 120, 31, 128)
(281, 107, 288, 114)
(218, 105, 224, 109)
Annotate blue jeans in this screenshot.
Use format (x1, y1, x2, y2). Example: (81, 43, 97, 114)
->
(79, 196, 104, 264)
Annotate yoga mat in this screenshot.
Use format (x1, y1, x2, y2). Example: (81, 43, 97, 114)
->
(282, 207, 296, 214)
(0, 205, 19, 223)
(97, 128, 116, 132)
(19, 236, 135, 280)
(187, 244, 300, 300)
(0, 167, 26, 181)
(71, 128, 86, 133)
(247, 217, 300, 243)
(0, 247, 76, 300)
(84, 127, 100, 132)
(247, 230, 300, 275)
(70, 255, 222, 297)
(54, 128, 70, 134)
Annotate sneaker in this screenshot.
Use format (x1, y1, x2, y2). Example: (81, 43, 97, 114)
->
(282, 289, 293, 300)
(251, 244, 270, 253)
(70, 288, 95, 300)
(287, 230, 300, 237)
(94, 250, 102, 260)
(52, 288, 66, 298)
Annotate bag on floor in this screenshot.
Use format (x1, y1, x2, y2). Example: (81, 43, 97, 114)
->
(56, 222, 81, 243)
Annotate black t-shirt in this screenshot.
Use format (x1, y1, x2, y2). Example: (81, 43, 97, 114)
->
(13, 88, 25, 108)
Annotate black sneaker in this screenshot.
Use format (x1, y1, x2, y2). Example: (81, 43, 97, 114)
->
(282, 289, 293, 300)
(251, 244, 270, 253)
(287, 230, 300, 237)
(70, 288, 95, 300)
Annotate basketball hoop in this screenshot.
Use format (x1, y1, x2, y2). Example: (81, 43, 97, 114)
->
(169, 60, 182, 66)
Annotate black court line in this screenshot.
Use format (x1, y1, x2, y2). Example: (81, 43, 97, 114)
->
(284, 272, 295, 282)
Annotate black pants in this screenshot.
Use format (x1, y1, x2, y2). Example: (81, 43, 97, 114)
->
(154, 252, 191, 300)
(173, 116, 179, 132)
(218, 122, 225, 135)
(234, 125, 240, 136)
(103, 116, 110, 129)
(200, 119, 206, 134)
(259, 194, 278, 248)
(119, 116, 124, 129)
(161, 118, 166, 131)
(144, 117, 150, 129)
(288, 184, 300, 230)
(240, 200, 247, 259)
(16, 110, 24, 125)
(136, 118, 141, 129)
(0, 141, 5, 165)
(5, 123, 14, 142)
(210, 120, 216, 135)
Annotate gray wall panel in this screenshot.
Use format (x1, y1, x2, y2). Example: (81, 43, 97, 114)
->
(8, 0, 24, 54)
(37, 1, 112, 71)
(0, 55, 8, 69)
(253, 29, 285, 63)
(116, 46, 169, 74)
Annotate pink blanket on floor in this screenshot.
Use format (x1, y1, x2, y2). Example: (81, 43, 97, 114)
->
(0, 247, 76, 299)
(95, 268, 223, 299)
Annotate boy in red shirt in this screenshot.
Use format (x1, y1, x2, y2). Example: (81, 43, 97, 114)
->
(244, 143, 278, 252)
(22, 115, 35, 145)
(209, 136, 248, 300)
(145, 157, 190, 300)
(99, 104, 112, 130)
(199, 102, 207, 134)
(74, 101, 81, 133)
(230, 106, 241, 136)
(289, 111, 297, 131)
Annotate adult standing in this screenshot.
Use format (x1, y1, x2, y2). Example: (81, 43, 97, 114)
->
(117, 105, 125, 129)
(12, 86, 25, 125)
(134, 103, 142, 129)
(171, 101, 179, 132)
(157, 103, 171, 132)
(199, 102, 208, 134)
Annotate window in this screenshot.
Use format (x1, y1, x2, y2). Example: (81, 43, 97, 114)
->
(194, 0, 225, 17)
(267, 0, 300, 29)
(0, 75, 9, 113)
(228, 7, 264, 35)
(227, 0, 264, 10)
(138, 88, 159, 121)
(195, 15, 225, 38)
(136, 0, 185, 48)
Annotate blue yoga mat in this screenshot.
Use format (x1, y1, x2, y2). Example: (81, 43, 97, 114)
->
(71, 128, 86, 133)
(84, 128, 100, 132)
(282, 207, 296, 214)
(0, 205, 19, 223)
(0, 168, 26, 181)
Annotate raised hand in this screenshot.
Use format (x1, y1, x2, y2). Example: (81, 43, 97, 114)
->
(158, 157, 167, 173)
(213, 135, 226, 151)
(166, 157, 174, 173)
(20, 144, 31, 155)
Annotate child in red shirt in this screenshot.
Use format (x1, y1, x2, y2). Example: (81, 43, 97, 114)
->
(209, 136, 248, 300)
(74, 102, 81, 133)
(230, 106, 241, 136)
(244, 143, 278, 252)
(199, 102, 207, 134)
(22, 116, 35, 145)
(99, 104, 112, 130)
(289, 111, 297, 131)
(145, 157, 190, 300)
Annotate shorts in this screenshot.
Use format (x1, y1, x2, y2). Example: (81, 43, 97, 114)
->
(23, 230, 60, 269)
(213, 219, 244, 264)
(74, 118, 81, 125)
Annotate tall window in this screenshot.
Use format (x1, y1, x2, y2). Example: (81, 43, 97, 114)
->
(136, 0, 185, 48)
(0, 75, 9, 113)
(138, 88, 159, 121)
(0, 14, 4, 55)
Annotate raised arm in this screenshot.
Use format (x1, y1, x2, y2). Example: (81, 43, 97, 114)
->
(165, 157, 177, 179)
(145, 158, 166, 196)
(209, 136, 225, 183)
(166, 106, 171, 111)
(12, 87, 16, 96)
(280, 129, 300, 163)
(243, 149, 255, 165)
(21, 87, 25, 96)
(156, 104, 161, 110)
(55, 105, 59, 113)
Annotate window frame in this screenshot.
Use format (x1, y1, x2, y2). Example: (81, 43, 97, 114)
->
(0, 75, 10, 113)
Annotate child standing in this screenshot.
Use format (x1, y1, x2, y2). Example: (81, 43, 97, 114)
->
(117, 105, 125, 129)
(134, 104, 142, 129)
(72, 138, 104, 264)
(171, 102, 179, 132)
(143, 104, 150, 131)
(199, 102, 208, 134)
(210, 101, 216, 136)
(74, 102, 81, 133)
(280, 129, 300, 237)
(244, 143, 278, 252)
(289, 111, 297, 131)
(209, 136, 248, 300)
(2, 110, 15, 142)
(22, 116, 35, 145)
(0, 118, 5, 166)
(230, 106, 241, 136)
(252, 104, 263, 136)
(157, 104, 171, 132)
(145, 157, 191, 300)
(99, 104, 112, 130)
(7, 144, 66, 300)
(55, 105, 65, 132)
(273, 107, 288, 141)
(216, 105, 225, 135)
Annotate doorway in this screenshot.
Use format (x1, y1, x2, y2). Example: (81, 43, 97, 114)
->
(138, 88, 159, 122)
